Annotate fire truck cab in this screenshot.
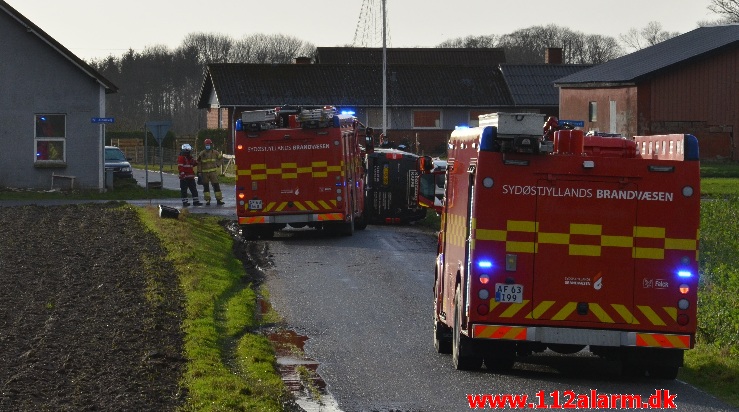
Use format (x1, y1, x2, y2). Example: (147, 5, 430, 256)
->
(235, 106, 367, 239)
(418, 113, 700, 379)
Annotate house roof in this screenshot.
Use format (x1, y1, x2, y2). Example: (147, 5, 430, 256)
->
(315, 47, 507, 66)
(500, 64, 593, 106)
(0, 0, 117, 93)
(556, 24, 739, 86)
(197, 63, 513, 109)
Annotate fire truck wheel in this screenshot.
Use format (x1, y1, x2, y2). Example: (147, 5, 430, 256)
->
(241, 226, 257, 240)
(433, 320, 452, 354)
(342, 213, 355, 236)
(621, 361, 646, 378)
(452, 285, 483, 370)
(354, 211, 368, 230)
(647, 365, 679, 380)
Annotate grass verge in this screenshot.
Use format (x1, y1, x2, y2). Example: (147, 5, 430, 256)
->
(137, 206, 287, 411)
(681, 344, 739, 407)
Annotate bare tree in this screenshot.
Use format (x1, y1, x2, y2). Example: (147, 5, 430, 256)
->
(619, 21, 680, 52)
(231, 33, 315, 64)
(181, 32, 234, 64)
(708, 0, 739, 22)
(436, 35, 499, 48)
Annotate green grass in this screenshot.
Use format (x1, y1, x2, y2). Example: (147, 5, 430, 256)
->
(137, 207, 287, 411)
(682, 344, 739, 408)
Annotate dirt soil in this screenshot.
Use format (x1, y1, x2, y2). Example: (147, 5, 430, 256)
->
(0, 203, 185, 411)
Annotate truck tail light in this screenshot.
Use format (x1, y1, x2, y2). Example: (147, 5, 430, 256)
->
(679, 284, 689, 294)
(479, 274, 490, 285)
(677, 314, 689, 326)
(477, 304, 489, 316)
(678, 299, 690, 310)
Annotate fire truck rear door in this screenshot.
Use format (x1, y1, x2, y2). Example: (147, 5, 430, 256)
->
(532, 179, 638, 325)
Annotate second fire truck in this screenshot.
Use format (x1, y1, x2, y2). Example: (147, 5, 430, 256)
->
(235, 106, 367, 239)
(418, 113, 700, 379)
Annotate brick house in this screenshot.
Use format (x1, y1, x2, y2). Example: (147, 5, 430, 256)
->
(556, 25, 739, 161)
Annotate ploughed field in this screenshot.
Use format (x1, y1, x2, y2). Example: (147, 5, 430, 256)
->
(0, 204, 185, 411)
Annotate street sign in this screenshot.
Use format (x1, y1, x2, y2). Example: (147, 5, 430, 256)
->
(558, 119, 585, 128)
(91, 117, 115, 124)
(145, 121, 171, 144)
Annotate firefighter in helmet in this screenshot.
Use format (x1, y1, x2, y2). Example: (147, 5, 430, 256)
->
(177, 144, 202, 206)
(196, 138, 225, 206)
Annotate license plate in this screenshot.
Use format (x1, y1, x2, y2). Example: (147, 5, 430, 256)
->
(248, 199, 263, 210)
(495, 283, 523, 303)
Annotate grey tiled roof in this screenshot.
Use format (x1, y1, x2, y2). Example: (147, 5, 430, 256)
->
(500, 64, 593, 106)
(556, 24, 739, 85)
(198, 63, 513, 109)
(315, 47, 506, 66)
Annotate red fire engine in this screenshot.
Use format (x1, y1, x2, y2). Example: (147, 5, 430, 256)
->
(235, 106, 367, 239)
(418, 113, 700, 379)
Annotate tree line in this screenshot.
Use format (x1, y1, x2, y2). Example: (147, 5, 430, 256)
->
(91, 1, 737, 138)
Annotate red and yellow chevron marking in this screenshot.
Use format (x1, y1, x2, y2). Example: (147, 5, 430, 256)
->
(471, 219, 698, 260)
(488, 300, 678, 326)
(317, 213, 344, 221)
(636, 333, 691, 349)
(249, 200, 338, 213)
(473, 324, 528, 340)
(238, 161, 345, 180)
(239, 216, 266, 224)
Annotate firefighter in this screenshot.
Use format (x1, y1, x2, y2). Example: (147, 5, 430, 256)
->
(379, 133, 394, 148)
(196, 138, 225, 206)
(178, 144, 202, 207)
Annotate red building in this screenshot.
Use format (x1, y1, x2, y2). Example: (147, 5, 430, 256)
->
(556, 25, 739, 161)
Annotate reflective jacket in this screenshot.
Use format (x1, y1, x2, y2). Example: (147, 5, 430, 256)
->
(197, 149, 223, 173)
(177, 154, 198, 179)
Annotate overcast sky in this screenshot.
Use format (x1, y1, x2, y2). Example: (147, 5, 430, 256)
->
(6, 0, 716, 61)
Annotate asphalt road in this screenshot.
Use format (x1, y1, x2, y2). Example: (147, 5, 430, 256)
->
(263, 225, 738, 412)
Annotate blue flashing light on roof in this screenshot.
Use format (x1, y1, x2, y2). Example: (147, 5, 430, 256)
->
(684, 134, 699, 161)
(480, 126, 497, 151)
(235, 119, 243, 131)
(455, 125, 469, 130)
(341, 110, 356, 116)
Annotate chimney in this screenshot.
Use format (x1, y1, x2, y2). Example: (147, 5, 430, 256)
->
(294, 56, 312, 64)
(545, 47, 563, 65)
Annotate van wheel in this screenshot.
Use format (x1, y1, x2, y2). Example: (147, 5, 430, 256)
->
(452, 285, 482, 370)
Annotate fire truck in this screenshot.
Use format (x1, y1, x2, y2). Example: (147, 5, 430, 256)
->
(418, 112, 700, 379)
(235, 106, 367, 239)
(364, 147, 426, 224)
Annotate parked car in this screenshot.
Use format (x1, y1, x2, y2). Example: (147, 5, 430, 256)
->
(105, 146, 133, 178)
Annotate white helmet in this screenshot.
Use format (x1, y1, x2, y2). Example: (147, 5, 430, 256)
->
(181, 144, 192, 151)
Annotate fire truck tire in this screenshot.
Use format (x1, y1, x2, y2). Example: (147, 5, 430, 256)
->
(621, 361, 646, 378)
(342, 214, 355, 236)
(241, 226, 258, 240)
(354, 211, 368, 230)
(433, 320, 452, 354)
(452, 285, 483, 370)
(647, 365, 679, 380)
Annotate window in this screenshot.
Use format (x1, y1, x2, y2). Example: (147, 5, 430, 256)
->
(35, 114, 66, 162)
(366, 108, 389, 129)
(413, 110, 441, 128)
(588, 102, 597, 122)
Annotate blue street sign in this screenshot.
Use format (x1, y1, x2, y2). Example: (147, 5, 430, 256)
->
(91, 117, 115, 124)
(558, 119, 585, 128)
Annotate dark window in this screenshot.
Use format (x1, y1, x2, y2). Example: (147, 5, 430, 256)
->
(588, 102, 598, 122)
